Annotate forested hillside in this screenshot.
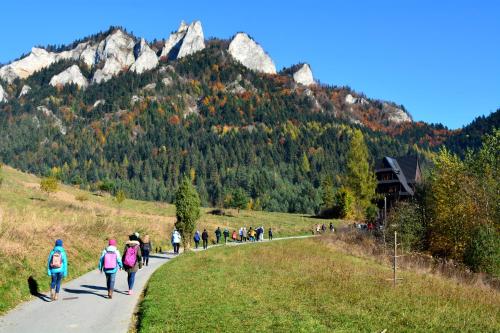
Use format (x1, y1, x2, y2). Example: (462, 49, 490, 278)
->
(0, 29, 494, 214)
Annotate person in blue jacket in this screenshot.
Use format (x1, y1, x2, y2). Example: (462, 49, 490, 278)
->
(98, 239, 123, 299)
(47, 239, 68, 301)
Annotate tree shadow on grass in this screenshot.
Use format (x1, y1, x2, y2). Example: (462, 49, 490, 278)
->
(29, 197, 46, 202)
(27, 276, 51, 302)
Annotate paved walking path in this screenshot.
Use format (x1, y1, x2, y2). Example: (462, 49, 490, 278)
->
(0, 235, 312, 333)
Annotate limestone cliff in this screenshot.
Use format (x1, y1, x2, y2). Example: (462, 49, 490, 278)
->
(228, 33, 276, 74)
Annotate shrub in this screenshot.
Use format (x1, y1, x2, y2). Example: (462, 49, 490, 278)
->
(464, 225, 500, 277)
(40, 177, 59, 196)
(386, 201, 425, 252)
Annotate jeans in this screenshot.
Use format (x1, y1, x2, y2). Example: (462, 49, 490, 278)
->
(142, 249, 150, 265)
(127, 271, 136, 290)
(105, 272, 116, 291)
(216, 236, 220, 244)
(195, 241, 199, 249)
(203, 239, 208, 249)
(50, 272, 63, 293)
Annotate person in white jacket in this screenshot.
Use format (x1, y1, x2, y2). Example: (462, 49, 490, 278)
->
(171, 229, 182, 254)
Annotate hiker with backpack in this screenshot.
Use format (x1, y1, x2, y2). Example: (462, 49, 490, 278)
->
(47, 239, 68, 301)
(202, 229, 209, 249)
(223, 228, 230, 244)
(98, 239, 123, 299)
(232, 230, 237, 242)
(194, 230, 201, 249)
(122, 234, 142, 295)
(141, 235, 152, 266)
(171, 229, 181, 254)
(215, 227, 222, 244)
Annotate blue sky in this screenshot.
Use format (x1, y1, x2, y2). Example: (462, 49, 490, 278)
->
(1, 0, 498, 128)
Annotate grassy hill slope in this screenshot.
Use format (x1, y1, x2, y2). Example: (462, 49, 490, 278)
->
(0, 166, 317, 314)
(137, 238, 499, 333)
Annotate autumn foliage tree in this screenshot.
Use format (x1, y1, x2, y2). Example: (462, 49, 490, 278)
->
(346, 129, 377, 220)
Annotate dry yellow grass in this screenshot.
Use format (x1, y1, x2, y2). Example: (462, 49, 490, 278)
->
(0, 166, 320, 314)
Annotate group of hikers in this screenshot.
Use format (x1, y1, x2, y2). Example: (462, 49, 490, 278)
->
(46, 233, 152, 301)
(313, 222, 335, 234)
(46, 225, 274, 301)
(192, 226, 273, 249)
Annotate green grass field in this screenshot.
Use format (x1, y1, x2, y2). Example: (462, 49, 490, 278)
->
(0, 166, 321, 314)
(137, 238, 500, 333)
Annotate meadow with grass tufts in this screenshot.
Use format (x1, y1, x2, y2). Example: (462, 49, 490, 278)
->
(0, 166, 320, 314)
(137, 237, 500, 333)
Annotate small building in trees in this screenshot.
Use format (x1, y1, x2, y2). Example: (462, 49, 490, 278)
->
(375, 155, 422, 209)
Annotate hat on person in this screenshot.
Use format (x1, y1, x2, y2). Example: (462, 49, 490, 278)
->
(108, 239, 117, 246)
(55, 239, 63, 246)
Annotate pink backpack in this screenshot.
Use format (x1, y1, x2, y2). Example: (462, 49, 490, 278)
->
(123, 246, 137, 267)
(103, 251, 117, 270)
(50, 251, 62, 268)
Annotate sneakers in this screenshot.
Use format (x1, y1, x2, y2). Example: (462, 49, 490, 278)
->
(128, 290, 133, 295)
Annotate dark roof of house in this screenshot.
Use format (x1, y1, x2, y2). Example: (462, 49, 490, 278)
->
(375, 155, 419, 181)
(396, 155, 419, 183)
(375, 155, 421, 195)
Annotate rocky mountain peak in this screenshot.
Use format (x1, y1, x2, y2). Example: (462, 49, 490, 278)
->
(50, 64, 88, 88)
(0, 47, 58, 83)
(177, 21, 205, 59)
(92, 29, 136, 83)
(293, 63, 314, 86)
(382, 103, 412, 123)
(130, 38, 159, 73)
(178, 20, 188, 33)
(160, 20, 205, 60)
(228, 33, 276, 74)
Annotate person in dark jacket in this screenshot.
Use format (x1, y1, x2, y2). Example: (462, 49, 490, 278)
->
(215, 227, 222, 244)
(141, 235, 152, 266)
(202, 229, 209, 249)
(223, 228, 230, 244)
(268, 228, 273, 240)
(122, 235, 142, 295)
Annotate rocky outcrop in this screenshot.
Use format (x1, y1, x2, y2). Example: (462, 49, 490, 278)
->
(130, 39, 159, 73)
(0, 42, 93, 83)
(79, 43, 98, 68)
(19, 85, 31, 97)
(293, 64, 314, 86)
(0, 84, 6, 102)
(50, 65, 88, 88)
(382, 103, 412, 123)
(37, 106, 66, 135)
(177, 21, 205, 58)
(0, 48, 59, 83)
(160, 21, 205, 60)
(345, 94, 368, 105)
(228, 33, 276, 74)
(93, 30, 136, 83)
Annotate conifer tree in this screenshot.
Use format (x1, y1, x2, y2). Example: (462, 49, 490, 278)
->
(174, 177, 201, 250)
